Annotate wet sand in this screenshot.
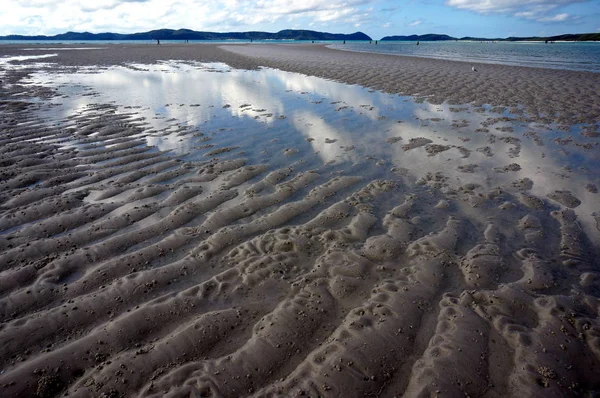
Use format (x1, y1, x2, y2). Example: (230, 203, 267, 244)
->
(0, 43, 600, 397)
(2, 42, 600, 126)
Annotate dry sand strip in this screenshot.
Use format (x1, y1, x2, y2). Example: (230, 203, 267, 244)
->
(0, 45, 599, 398)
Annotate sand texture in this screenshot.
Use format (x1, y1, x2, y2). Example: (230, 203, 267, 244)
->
(0, 44, 599, 398)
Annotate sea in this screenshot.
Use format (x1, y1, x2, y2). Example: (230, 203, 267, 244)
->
(329, 40, 600, 73)
(1, 38, 599, 73)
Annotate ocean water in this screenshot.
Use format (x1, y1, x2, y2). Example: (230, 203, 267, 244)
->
(2, 38, 599, 72)
(329, 40, 600, 73)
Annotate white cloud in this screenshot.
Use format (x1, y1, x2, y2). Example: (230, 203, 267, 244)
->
(15, 0, 58, 7)
(445, 0, 588, 22)
(538, 12, 570, 21)
(0, 0, 375, 35)
(408, 19, 422, 26)
(515, 11, 535, 17)
(446, 0, 578, 13)
(80, 0, 150, 12)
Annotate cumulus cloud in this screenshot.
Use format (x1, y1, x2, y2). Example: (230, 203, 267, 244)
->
(538, 12, 570, 21)
(15, 0, 57, 7)
(228, 0, 374, 27)
(445, 0, 588, 22)
(1, 0, 375, 35)
(81, 0, 150, 12)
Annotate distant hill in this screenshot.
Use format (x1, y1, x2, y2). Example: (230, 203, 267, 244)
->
(0, 29, 371, 41)
(381, 34, 455, 41)
(503, 33, 600, 42)
(3, 29, 598, 43)
(381, 32, 600, 42)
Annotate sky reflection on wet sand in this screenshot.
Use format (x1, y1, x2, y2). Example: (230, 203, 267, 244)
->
(26, 60, 600, 241)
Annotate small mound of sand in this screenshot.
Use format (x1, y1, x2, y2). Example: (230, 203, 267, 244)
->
(402, 137, 432, 151)
(547, 190, 581, 208)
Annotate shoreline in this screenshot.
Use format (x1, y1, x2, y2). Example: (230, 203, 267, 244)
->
(327, 41, 600, 74)
(220, 44, 600, 126)
(0, 43, 599, 397)
(1, 42, 599, 127)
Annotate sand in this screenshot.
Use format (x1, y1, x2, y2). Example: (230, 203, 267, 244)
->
(0, 43, 599, 398)
(3, 42, 599, 126)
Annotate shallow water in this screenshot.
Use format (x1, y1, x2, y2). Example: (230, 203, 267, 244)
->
(330, 41, 600, 72)
(26, 61, 600, 239)
(1, 58, 600, 397)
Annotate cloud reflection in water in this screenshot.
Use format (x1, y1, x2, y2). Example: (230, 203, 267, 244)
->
(29, 60, 600, 242)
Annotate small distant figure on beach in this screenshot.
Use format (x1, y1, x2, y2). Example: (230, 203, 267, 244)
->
(343, 40, 346, 44)
(416, 41, 419, 45)
(156, 39, 160, 45)
(471, 66, 477, 72)
(375, 40, 378, 45)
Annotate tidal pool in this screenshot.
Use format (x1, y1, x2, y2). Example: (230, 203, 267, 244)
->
(2, 54, 600, 398)
(25, 60, 600, 241)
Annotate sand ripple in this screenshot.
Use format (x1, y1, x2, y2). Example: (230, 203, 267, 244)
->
(0, 46, 599, 398)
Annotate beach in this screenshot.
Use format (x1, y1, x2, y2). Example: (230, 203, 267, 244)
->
(0, 43, 599, 397)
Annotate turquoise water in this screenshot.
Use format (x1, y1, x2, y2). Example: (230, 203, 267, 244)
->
(329, 41, 600, 72)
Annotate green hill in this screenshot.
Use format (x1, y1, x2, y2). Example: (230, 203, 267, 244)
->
(0, 29, 371, 41)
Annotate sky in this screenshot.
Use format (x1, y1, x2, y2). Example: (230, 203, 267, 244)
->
(1, 0, 599, 39)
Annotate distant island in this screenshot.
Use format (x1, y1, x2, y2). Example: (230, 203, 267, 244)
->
(2, 29, 598, 43)
(0, 29, 371, 41)
(381, 33, 600, 42)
